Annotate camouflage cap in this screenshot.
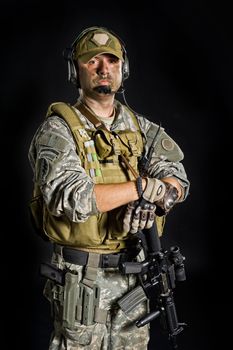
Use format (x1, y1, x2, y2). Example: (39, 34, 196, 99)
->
(73, 28, 124, 63)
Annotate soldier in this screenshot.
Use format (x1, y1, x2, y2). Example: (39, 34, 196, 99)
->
(28, 26, 190, 349)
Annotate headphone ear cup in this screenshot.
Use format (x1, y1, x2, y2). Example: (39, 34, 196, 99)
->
(68, 60, 78, 86)
(70, 60, 81, 88)
(122, 55, 130, 81)
(63, 47, 81, 87)
(75, 65, 81, 88)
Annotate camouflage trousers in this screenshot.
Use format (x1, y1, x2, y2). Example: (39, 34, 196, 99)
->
(44, 252, 150, 350)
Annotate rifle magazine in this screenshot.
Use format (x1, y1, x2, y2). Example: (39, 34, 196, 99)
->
(118, 285, 147, 315)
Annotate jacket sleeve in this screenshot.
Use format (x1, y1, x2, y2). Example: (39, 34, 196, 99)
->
(28, 115, 99, 222)
(136, 115, 190, 200)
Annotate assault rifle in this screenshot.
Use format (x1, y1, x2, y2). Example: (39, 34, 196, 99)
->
(119, 122, 187, 347)
(119, 211, 187, 349)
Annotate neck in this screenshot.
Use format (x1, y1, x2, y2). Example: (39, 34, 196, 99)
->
(80, 93, 115, 118)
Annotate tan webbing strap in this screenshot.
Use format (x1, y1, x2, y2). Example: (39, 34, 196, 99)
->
(47, 102, 82, 127)
(82, 253, 100, 288)
(94, 307, 108, 324)
(75, 101, 104, 130)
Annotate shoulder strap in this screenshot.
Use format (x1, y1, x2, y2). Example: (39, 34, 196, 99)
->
(74, 101, 104, 130)
(46, 102, 82, 127)
(75, 101, 141, 133)
(46, 102, 89, 145)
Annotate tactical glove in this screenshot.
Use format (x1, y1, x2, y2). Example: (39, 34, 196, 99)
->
(123, 200, 156, 234)
(142, 178, 179, 214)
(156, 181, 179, 213)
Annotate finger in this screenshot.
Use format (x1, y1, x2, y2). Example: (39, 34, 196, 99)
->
(139, 209, 148, 230)
(145, 204, 156, 229)
(123, 203, 135, 232)
(145, 212, 155, 229)
(130, 206, 141, 234)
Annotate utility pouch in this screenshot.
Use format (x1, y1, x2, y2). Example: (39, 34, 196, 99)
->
(94, 129, 114, 158)
(62, 272, 101, 328)
(80, 283, 100, 326)
(117, 131, 143, 157)
(118, 285, 147, 315)
(63, 271, 79, 329)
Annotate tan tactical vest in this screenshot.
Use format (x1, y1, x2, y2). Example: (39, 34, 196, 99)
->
(31, 102, 147, 252)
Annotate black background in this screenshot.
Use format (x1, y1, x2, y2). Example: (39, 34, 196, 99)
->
(1, 1, 230, 349)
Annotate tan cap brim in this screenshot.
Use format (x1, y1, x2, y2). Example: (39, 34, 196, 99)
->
(77, 47, 124, 63)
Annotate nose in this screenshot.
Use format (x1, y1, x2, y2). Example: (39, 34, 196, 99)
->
(97, 58, 109, 77)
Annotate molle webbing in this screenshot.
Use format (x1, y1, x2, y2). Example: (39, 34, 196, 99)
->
(47, 102, 143, 183)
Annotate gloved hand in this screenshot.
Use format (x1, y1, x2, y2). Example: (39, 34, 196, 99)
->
(156, 182, 179, 214)
(123, 200, 156, 234)
(142, 177, 179, 214)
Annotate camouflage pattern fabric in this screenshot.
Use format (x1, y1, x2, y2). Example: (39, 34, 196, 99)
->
(44, 252, 149, 349)
(28, 99, 190, 224)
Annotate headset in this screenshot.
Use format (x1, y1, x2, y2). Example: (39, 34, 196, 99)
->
(63, 26, 130, 88)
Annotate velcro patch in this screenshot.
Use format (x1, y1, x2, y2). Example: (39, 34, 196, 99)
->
(161, 138, 174, 151)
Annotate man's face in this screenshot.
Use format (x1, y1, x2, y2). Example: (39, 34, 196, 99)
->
(78, 54, 123, 96)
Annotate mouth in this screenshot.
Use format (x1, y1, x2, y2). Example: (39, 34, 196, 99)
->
(97, 79, 111, 85)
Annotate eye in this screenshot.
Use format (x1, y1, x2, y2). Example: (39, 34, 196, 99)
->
(108, 56, 119, 64)
(88, 58, 97, 65)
